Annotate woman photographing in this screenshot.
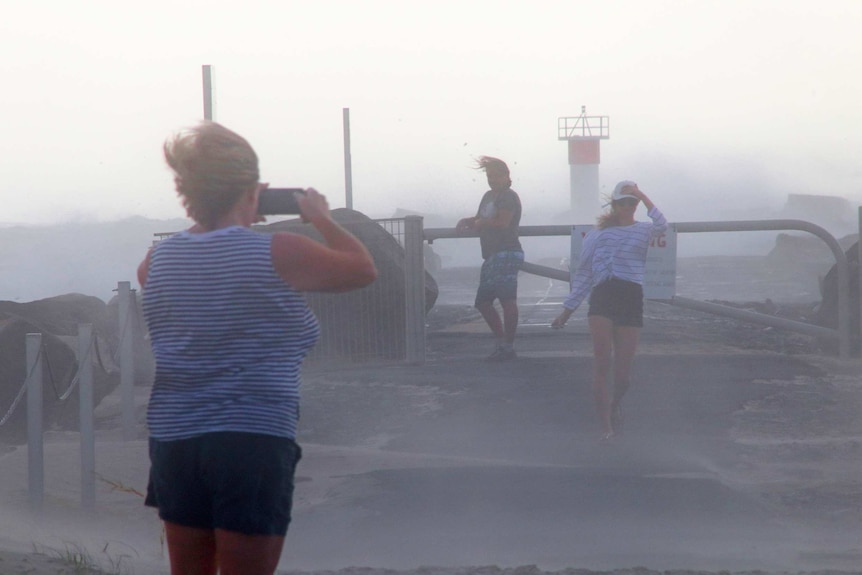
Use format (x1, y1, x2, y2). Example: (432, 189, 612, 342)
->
(138, 121, 377, 575)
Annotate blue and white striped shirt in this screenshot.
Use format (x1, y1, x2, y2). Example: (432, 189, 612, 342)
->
(141, 226, 319, 441)
(563, 207, 668, 310)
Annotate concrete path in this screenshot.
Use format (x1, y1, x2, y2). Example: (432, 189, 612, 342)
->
(284, 300, 862, 571)
(0, 299, 859, 574)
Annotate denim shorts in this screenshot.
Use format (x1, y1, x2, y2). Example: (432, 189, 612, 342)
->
(475, 250, 524, 305)
(588, 277, 644, 327)
(145, 432, 302, 536)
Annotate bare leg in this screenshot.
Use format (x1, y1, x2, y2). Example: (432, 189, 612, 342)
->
(589, 315, 614, 437)
(476, 301, 505, 341)
(611, 325, 641, 408)
(164, 522, 217, 575)
(216, 529, 286, 575)
(609, 325, 641, 434)
(500, 298, 519, 345)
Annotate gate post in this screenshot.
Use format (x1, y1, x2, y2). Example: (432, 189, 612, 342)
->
(118, 281, 136, 441)
(404, 216, 426, 364)
(858, 206, 862, 357)
(26, 333, 44, 512)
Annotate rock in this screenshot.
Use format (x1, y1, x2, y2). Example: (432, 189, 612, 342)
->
(815, 240, 860, 351)
(0, 295, 121, 443)
(259, 209, 438, 362)
(767, 232, 857, 264)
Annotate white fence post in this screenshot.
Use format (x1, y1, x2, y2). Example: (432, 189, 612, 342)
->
(858, 206, 862, 357)
(118, 281, 136, 441)
(26, 333, 43, 512)
(78, 323, 95, 510)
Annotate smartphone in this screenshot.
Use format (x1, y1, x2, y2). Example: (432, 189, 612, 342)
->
(257, 188, 305, 215)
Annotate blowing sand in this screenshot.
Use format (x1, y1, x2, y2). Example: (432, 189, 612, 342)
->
(1, 297, 861, 574)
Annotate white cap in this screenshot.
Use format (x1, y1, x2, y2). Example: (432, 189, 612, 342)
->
(611, 180, 637, 201)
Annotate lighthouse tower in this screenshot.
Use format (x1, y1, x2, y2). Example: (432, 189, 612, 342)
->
(558, 106, 609, 219)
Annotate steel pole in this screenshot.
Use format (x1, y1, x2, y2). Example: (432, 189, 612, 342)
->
(202, 65, 213, 121)
(343, 107, 353, 210)
(404, 216, 426, 364)
(118, 282, 136, 440)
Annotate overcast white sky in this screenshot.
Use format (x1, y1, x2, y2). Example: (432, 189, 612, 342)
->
(2, 0, 860, 226)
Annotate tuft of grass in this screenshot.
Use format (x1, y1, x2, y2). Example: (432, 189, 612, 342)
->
(34, 542, 101, 574)
(100, 541, 138, 575)
(32, 540, 138, 575)
(95, 473, 146, 498)
(96, 473, 165, 555)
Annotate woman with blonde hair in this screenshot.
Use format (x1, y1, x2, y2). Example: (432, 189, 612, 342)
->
(552, 181, 667, 442)
(138, 121, 377, 575)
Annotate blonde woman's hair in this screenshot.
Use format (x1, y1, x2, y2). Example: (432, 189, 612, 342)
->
(163, 122, 259, 229)
(596, 201, 624, 229)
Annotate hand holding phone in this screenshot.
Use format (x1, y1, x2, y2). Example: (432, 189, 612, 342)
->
(257, 188, 306, 215)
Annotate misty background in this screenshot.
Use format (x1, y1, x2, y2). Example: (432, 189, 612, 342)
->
(1, 1, 860, 302)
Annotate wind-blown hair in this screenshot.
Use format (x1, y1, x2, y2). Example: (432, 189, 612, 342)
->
(163, 121, 260, 229)
(596, 200, 626, 229)
(475, 155, 510, 175)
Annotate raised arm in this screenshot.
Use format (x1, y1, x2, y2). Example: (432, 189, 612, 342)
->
(551, 232, 597, 329)
(137, 249, 152, 288)
(631, 184, 667, 236)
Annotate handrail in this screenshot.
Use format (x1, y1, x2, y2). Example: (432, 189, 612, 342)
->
(425, 219, 852, 358)
(671, 220, 849, 357)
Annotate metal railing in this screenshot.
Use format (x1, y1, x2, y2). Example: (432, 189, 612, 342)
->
(302, 215, 426, 365)
(425, 219, 854, 358)
(557, 113, 610, 140)
(147, 216, 855, 362)
(151, 217, 428, 366)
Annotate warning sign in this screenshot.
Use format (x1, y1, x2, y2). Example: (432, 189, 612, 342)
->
(569, 224, 677, 300)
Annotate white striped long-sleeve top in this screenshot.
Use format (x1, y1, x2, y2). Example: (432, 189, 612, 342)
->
(563, 206, 668, 311)
(142, 226, 320, 441)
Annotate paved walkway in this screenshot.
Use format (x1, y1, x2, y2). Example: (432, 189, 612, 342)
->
(1, 298, 860, 574)
(286, 299, 862, 571)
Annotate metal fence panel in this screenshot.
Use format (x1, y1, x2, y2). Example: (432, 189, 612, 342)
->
(304, 218, 412, 366)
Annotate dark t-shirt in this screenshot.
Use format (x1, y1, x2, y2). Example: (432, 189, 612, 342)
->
(475, 188, 522, 260)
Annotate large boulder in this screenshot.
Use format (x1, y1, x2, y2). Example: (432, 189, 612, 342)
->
(0, 294, 120, 443)
(815, 240, 860, 351)
(0, 293, 112, 337)
(259, 209, 438, 362)
(767, 232, 857, 264)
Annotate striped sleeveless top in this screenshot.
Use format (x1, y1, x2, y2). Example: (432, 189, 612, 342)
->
(141, 226, 320, 441)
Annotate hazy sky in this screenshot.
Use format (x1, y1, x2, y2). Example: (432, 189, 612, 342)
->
(2, 0, 860, 226)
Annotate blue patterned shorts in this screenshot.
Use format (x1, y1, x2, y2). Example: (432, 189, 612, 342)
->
(475, 250, 524, 306)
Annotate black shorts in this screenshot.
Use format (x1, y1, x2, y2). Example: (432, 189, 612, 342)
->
(145, 432, 302, 536)
(588, 277, 644, 327)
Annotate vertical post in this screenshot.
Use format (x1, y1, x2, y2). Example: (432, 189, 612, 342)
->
(404, 216, 426, 364)
(118, 282, 136, 441)
(202, 65, 213, 121)
(839, 261, 850, 359)
(343, 107, 353, 210)
(26, 333, 43, 512)
(858, 206, 862, 357)
(78, 324, 95, 510)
